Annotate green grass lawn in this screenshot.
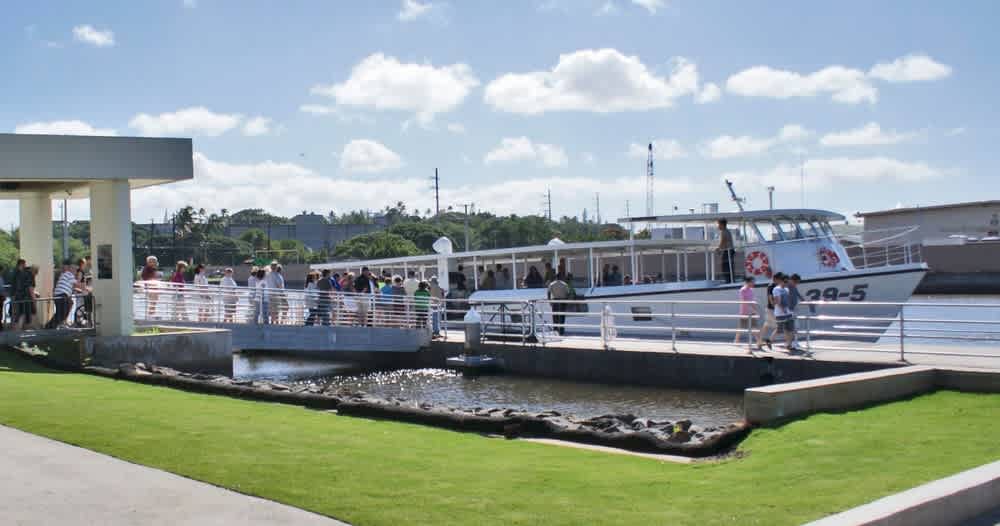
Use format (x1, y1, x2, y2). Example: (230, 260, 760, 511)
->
(1, 350, 997, 526)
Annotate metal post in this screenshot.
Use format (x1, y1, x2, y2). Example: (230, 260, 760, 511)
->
(898, 306, 906, 362)
(600, 301, 609, 350)
(805, 310, 811, 351)
(746, 314, 753, 352)
(670, 302, 677, 351)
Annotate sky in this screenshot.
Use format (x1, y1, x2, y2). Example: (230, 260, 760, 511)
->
(1, 0, 996, 229)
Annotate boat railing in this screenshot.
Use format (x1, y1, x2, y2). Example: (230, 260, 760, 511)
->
(836, 225, 924, 269)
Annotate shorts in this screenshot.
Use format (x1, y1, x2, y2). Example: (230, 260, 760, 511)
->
(776, 316, 794, 332)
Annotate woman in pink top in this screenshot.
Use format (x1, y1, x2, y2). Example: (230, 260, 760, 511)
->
(735, 276, 759, 345)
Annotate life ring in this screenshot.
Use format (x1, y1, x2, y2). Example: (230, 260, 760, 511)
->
(744, 251, 772, 277)
(818, 247, 840, 268)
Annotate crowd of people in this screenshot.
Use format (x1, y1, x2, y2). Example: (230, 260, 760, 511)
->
(0, 257, 92, 331)
(734, 271, 806, 353)
(137, 258, 444, 335)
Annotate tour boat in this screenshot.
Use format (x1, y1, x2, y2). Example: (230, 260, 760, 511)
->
(313, 206, 927, 341)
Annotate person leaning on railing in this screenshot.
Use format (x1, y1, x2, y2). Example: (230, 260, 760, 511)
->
(414, 280, 431, 330)
(220, 268, 238, 323)
(45, 259, 76, 329)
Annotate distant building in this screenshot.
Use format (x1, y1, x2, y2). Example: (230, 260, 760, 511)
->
(856, 200, 1000, 244)
(142, 213, 387, 252)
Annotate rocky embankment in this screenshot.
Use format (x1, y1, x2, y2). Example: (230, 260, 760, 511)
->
(99, 362, 750, 457)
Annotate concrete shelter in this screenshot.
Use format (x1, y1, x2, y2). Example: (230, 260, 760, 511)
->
(0, 133, 193, 336)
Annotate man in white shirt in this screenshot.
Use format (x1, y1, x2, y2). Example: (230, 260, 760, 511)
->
(403, 270, 419, 296)
(46, 259, 77, 329)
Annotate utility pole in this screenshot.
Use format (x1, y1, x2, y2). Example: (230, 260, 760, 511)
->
(767, 186, 775, 210)
(625, 200, 632, 234)
(543, 188, 553, 221)
(645, 142, 654, 216)
(61, 199, 69, 261)
(461, 203, 473, 251)
(432, 168, 441, 218)
(595, 193, 601, 225)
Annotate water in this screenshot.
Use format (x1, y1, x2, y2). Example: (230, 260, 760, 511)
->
(879, 294, 1000, 346)
(230, 295, 997, 426)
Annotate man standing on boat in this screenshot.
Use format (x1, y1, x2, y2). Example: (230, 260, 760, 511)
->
(716, 219, 735, 284)
(547, 275, 571, 336)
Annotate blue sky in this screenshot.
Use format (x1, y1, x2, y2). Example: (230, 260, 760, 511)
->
(1, 0, 995, 227)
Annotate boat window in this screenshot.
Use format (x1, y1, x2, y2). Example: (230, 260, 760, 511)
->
(770, 220, 789, 241)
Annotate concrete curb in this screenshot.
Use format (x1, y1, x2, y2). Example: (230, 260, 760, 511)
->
(805, 460, 1000, 526)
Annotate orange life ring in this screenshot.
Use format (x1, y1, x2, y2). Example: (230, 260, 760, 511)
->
(818, 247, 840, 268)
(744, 251, 772, 277)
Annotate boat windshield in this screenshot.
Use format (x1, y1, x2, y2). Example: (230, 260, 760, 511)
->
(748, 218, 833, 243)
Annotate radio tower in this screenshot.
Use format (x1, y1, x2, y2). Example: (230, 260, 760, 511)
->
(645, 142, 654, 216)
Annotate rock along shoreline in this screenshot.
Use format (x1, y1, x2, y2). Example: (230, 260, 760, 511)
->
(87, 361, 751, 458)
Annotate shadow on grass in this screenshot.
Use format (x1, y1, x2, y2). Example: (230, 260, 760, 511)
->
(0, 348, 73, 374)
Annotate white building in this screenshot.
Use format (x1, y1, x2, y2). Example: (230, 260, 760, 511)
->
(857, 200, 1000, 245)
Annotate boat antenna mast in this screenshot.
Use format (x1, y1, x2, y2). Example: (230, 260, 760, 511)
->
(724, 179, 764, 242)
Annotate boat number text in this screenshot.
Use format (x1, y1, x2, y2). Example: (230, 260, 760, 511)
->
(803, 284, 868, 302)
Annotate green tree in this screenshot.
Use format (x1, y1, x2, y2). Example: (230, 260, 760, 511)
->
(239, 228, 268, 251)
(334, 232, 421, 259)
(53, 237, 89, 265)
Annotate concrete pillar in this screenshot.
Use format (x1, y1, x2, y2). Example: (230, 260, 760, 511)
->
(89, 180, 134, 336)
(19, 194, 54, 325)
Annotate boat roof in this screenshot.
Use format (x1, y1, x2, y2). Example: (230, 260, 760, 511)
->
(619, 208, 846, 224)
(311, 238, 712, 271)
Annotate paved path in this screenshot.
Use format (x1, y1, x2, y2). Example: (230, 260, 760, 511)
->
(0, 425, 348, 526)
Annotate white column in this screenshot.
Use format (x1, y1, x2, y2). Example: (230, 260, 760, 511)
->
(19, 193, 54, 324)
(89, 180, 134, 336)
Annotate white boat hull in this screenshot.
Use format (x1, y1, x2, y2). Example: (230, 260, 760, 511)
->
(473, 265, 927, 342)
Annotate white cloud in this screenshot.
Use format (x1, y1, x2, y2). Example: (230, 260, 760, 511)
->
(627, 139, 686, 160)
(945, 127, 966, 137)
(241, 116, 272, 137)
(701, 124, 811, 159)
(484, 48, 700, 114)
(310, 53, 478, 124)
(72, 25, 115, 47)
(695, 82, 721, 104)
(128, 107, 242, 137)
(726, 65, 876, 104)
(869, 54, 951, 83)
(820, 122, 917, 147)
(182, 0, 197, 7)
(631, 0, 665, 13)
(398, 0, 433, 21)
(121, 153, 701, 224)
(339, 139, 403, 173)
(446, 122, 466, 134)
(484, 137, 568, 167)
(723, 157, 942, 192)
(14, 120, 117, 136)
(595, 1, 618, 15)
(582, 152, 596, 164)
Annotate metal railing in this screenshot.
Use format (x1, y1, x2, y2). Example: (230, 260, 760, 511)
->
(441, 296, 762, 352)
(799, 300, 1000, 361)
(838, 226, 924, 269)
(132, 282, 441, 332)
(440, 295, 999, 363)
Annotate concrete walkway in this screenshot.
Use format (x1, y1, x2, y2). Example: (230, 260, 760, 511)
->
(0, 425, 347, 526)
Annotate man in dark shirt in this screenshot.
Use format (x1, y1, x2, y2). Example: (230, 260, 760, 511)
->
(11, 259, 35, 331)
(716, 218, 735, 283)
(316, 269, 333, 326)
